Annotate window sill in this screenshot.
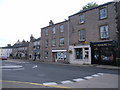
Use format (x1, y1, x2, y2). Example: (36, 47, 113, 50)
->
(99, 17, 107, 20)
(79, 40, 86, 42)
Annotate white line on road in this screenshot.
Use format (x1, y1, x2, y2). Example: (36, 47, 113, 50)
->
(1, 66, 23, 68)
(2, 68, 24, 70)
(84, 76, 93, 79)
(32, 65, 38, 69)
(97, 73, 104, 75)
(61, 80, 73, 84)
(73, 78, 85, 82)
(43, 82, 58, 85)
(92, 74, 100, 77)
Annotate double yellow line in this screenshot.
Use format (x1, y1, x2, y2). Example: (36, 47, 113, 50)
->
(0, 80, 70, 88)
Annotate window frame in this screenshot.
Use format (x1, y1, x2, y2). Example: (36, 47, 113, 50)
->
(52, 38, 56, 47)
(79, 14, 85, 24)
(59, 37, 65, 46)
(99, 7, 107, 20)
(79, 29, 86, 41)
(45, 40, 49, 48)
(45, 28, 48, 36)
(44, 51, 48, 59)
(52, 27, 56, 34)
(99, 25, 109, 39)
(60, 24, 64, 33)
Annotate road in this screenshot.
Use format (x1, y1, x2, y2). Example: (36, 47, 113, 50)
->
(0, 59, 119, 88)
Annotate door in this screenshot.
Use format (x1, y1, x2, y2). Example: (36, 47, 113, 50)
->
(83, 48, 89, 63)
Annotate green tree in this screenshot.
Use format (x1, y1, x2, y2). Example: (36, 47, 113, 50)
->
(81, 2, 98, 11)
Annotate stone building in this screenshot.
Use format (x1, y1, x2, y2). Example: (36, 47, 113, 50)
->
(68, 2, 118, 65)
(12, 40, 29, 59)
(29, 35, 41, 61)
(0, 44, 13, 59)
(41, 20, 69, 63)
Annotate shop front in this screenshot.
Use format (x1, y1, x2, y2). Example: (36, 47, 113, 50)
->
(52, 50, 67, 62)
(69, 45, 91, 64)
(90, 41, 117, 65)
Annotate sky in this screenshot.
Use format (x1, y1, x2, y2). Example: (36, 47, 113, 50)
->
(0, 0, 113, 47)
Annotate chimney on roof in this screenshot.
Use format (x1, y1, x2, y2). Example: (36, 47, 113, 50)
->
(30, 34, 34, 41)
(16, 40, 20, 44)
(49, 20, 54, 26)
(7, 44, 11, 47)
(22, 39, 26, 43)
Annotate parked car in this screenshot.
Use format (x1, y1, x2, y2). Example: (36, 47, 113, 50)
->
(1, 56, 7, 60)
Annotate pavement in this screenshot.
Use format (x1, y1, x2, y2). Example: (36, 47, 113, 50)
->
(55, 73, 119, 88)
(5, 59, 120, 70)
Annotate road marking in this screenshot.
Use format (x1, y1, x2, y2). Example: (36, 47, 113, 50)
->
(84, 76, 93, 79)
(73, 78, 85, 82)
(2, 68, 24, 70)
(92, 74, 99, 77)
(1, 80, 70, 88)
(98, 73, 104, 75)
(0, 65, 23, 69)
(32, 65, 38, 69)
(61, 80, 73, 84)
(43, 82, 57, 85)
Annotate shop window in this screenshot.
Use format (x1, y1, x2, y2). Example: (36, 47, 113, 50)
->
(101, 47, 114, 61)
(75, 48, 83, 59)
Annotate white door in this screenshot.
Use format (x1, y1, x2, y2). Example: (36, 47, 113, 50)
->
(83, 48, 89, 63)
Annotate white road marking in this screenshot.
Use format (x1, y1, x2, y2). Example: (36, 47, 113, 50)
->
(2, 68, 24, 70)
(43, 82, 58, 85)
(98, 73, 104, 75)
(84, 76, 93, 79)
(32, 65, 38, 68)
(92, 74, 99, 77)
(61, 80, 73, 84)
(73, 78, 85, 82)
(0, 65, 23, 69)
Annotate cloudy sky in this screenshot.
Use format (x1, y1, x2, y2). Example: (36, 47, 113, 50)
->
(0, 0, 112, 47)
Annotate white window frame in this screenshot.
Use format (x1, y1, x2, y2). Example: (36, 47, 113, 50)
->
(52, 27, 56, 34)
(52, 39, 56, 46)
(60, 25, 64, 32)
(99, 8, 107, 19)
(79, 30, 86, 41)
(45, 40, 48, 47)
(59, 38, 64, 46)
(79, 14, 85, 24)
(100, 25, 109, 39)
(45, 28, 48, 36)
